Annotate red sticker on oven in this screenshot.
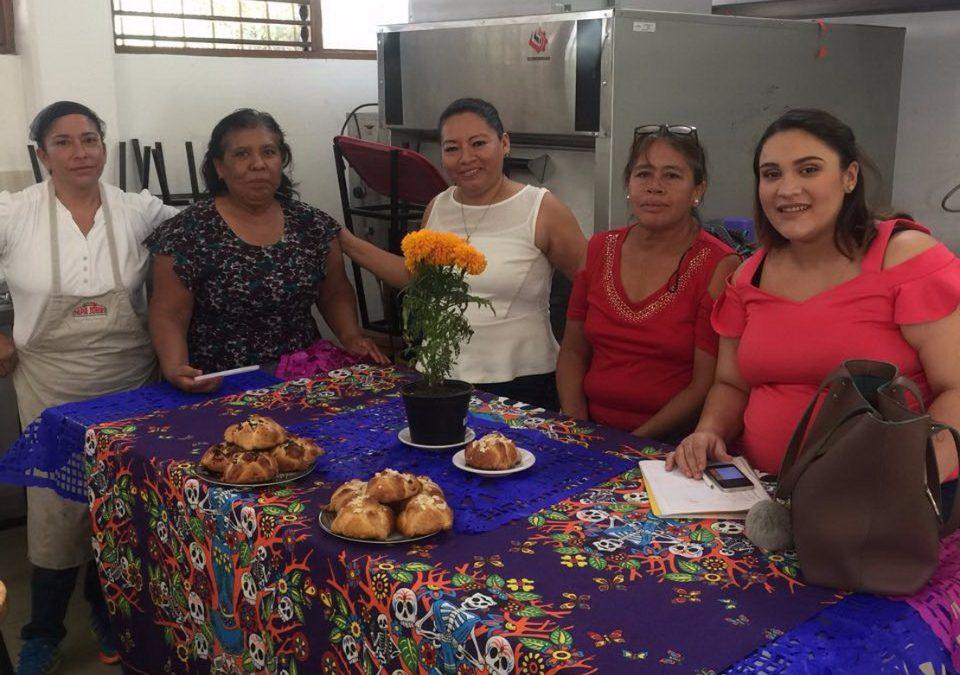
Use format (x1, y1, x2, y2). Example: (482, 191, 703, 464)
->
(529, 28, 548, 54)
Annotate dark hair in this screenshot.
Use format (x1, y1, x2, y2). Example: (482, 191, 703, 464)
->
(622, 130, 707, 189)
(437, 98, 505, 137)
(753, 108, 873, 257)
(29, 101, 105, 150)
(200, 108, 297, 202)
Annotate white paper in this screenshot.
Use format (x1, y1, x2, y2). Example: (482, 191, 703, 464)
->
(639, 457, 769, 520)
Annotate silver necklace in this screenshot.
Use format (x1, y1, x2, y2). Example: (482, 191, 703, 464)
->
(459, 177, 505, 243)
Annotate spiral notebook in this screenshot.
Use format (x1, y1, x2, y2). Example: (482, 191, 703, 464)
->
(639, 457, 770, 520)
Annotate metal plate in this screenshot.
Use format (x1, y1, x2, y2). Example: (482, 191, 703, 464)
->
(318, 511, 439, 545)
(192, 465, 314, 489)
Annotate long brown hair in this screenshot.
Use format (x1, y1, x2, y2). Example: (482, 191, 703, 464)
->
(753, 109, 874, 257)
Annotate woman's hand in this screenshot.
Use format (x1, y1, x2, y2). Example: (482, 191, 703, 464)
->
(163, 364, 222, 393)
(665, 431, 733, 479)
(0, 333, 16, 377)
(337, 226, 360, 259)
(341, 334, 390, 365)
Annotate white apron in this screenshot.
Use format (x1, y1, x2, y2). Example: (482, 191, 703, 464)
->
(14, 181, 156, 569)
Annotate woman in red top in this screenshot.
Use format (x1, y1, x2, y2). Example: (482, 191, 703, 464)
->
(557, 126, 738, 440)
(669, 109, 960, 483)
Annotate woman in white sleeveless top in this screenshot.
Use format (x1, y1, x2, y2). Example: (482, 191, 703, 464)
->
(339, 98, 585, 410)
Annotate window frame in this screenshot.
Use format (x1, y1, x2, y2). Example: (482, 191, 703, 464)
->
(110, 0, 377, 60)
(0, 0, 14, 55)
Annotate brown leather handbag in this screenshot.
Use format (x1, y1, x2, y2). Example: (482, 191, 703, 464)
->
(775, 359, 960, 595)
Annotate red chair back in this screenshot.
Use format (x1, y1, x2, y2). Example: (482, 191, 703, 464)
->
(333, 135, 447, 206)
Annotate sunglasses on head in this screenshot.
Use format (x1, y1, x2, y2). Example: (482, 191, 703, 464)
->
(633, 124, 699, 144)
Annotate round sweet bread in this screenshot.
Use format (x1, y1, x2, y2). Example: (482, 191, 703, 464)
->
(397, 493, 454, 537)
(330, 496, 395, 540)
(328, 479, 367, 511)
(464, 432, 519, 470)
(416, 475, 445, 500)
(272, 436, 324, 472)
(366, 469, 421, 503)
(222, 451, 279, 484)
(223, 415, 287, 450)
(200, 441, 243, 474)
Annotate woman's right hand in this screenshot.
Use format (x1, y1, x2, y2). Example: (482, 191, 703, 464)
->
(164, 364, 222, 393)
(665, 431, 733, 479)
(0, 333, 16, 377)
(337, 226, 359, 259)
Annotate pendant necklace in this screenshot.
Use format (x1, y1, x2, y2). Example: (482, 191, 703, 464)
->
(459, 176, 505, 243)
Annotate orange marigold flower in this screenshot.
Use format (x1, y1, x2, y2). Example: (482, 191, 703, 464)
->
(402, 230, 486, 274)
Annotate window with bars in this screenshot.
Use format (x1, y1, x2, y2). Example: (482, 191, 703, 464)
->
(0, 0, 14, 54)
(111, 0, 407, 58)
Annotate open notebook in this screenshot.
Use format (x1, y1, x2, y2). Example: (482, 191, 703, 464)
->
(639, 456, 770, 520)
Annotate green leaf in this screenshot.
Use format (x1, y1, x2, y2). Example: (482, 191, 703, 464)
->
(189, 518, 205, 542)
(291, 570, 303, 587)
(621, 559, 643, 570)
(391, 570, 414, 584)
(517, 605, 546, 618)
(689, 527, 715, 543)
(402, 562, 433, 572)
(518, 637, 552, 653)
(486, 574, 505, 589)
(287, 501, 304, 514)
(528, 514, 546, 526)
(334, 593, 349, 617)
(291, 589, 304, 604)
(294, 603, 305, 623)
(398, 637, 419, 671)
(509, 592, 541, 601)
(363, 652, 374, 675)
(554, 547, 581, 555)
(588, 556, 607, 570)
(332, 615, 347, 630)
(263, 505, 286, 517)
(551, 533, 572, 542)
(664, 572, 695, 582)
(119, 597, 131, 616)
(122, 425, 137, 433)
(608, 503, 637, 513)
(451, 572, 473, 587)
(677, 559, 701, 574)
(238, 542, 251, 568)
(543, 510, 569, 520)
(329, 627, 344, 643)
(262, 594, 275, 619)
(163, 626, 174, 646)
(550, 628, 573, 646)
(781, 565, 799, 579)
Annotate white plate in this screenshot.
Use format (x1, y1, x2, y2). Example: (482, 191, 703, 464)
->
(397, 426, 476, 450)
(452, 448, 536, 476)
(318, 511, 439, 545)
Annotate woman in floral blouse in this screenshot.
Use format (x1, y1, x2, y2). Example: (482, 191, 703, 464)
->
(148, 109, 386, 392)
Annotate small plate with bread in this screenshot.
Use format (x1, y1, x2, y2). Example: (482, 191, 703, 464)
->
(195, 414, 323, 488)
(452, 432, 535, 476)
(320, 470, 454, 543)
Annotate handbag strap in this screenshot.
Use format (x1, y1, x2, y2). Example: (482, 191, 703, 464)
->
(930, 423, 960, 537)
(774, 371, 871, 500)
(883, 375, 926, 413)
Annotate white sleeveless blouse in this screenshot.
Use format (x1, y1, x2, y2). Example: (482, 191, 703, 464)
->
(426, 184, 558, 383)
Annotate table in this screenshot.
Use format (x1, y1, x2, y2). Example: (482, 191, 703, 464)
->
(73, 366, 957, 673)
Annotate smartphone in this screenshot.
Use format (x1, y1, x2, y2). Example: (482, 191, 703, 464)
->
(704, 463, 755, 491)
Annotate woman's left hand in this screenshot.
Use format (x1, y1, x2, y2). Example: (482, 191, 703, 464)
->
(341, 334, 391, 365)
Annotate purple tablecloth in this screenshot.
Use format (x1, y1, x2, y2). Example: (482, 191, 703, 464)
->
(85, 366, 862, 674)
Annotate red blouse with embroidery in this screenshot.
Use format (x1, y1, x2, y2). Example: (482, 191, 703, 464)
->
(568, 226, 734, 432)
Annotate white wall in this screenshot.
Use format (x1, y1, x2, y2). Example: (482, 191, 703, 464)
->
(831, 11, 960, 249)
(113, 55, 378, 212)
(0, 55, 30, 190)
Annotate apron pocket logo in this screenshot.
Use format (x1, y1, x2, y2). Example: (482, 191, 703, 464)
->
(73, 301, 108, 318)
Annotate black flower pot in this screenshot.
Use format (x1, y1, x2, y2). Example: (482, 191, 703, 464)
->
(401, 379, 473, 446)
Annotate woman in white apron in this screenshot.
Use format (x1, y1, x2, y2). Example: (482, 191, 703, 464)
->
(0, 101, 177, 674)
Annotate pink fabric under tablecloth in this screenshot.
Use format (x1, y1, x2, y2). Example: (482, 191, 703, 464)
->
(903, 531, 960, 671)
(275, 339, 365, 379)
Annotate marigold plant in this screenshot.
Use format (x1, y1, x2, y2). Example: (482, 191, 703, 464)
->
(401, 230, 492, 388)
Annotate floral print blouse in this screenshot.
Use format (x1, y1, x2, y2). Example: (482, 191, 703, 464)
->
(146, 198, 339, 372)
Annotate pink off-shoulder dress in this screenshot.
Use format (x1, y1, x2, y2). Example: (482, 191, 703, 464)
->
(712, 219, 960, 474)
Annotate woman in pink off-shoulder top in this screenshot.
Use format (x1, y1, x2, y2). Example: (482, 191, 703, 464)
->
(668, 109, 960, 484)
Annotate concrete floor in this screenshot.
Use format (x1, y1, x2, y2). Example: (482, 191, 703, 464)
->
(0, 524, 113, 674)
